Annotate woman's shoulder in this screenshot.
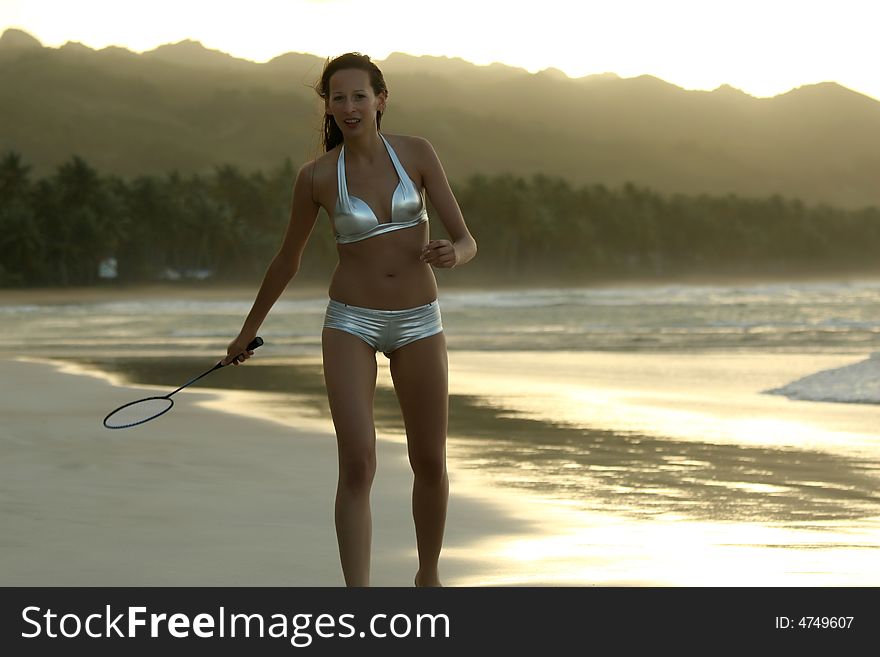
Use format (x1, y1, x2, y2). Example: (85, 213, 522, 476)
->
(383, 133, 436, 170)
(307, 146, 342, 182)
(383, 132, 431, 150)
(311, 145, 341, 168)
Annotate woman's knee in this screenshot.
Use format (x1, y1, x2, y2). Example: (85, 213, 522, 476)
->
(338, 450, 377, 492)
(409, 450, 447, 484)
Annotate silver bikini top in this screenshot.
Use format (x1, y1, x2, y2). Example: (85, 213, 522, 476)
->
(333, 134, 428, 244)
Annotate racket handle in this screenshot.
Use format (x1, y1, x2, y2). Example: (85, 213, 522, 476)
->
(218, 336, 264, 368)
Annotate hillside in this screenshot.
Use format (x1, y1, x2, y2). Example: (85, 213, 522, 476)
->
(1, 28, 879, 208)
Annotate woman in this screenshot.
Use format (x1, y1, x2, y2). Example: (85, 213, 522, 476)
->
(223, 52, 477, 587)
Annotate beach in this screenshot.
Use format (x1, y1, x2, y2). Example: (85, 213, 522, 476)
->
(2, 281, 880, 586)
(0, 357, 539, 586)
(4, 349, 879, 586)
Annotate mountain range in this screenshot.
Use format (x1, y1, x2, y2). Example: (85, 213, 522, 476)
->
(2, 28, 878, 209)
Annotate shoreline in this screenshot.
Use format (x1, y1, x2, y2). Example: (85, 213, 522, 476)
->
(0, 282, 329, 305)
(4, 270, 880, 305)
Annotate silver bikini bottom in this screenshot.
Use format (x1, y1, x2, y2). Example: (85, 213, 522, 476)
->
(323, 298, 443, 357)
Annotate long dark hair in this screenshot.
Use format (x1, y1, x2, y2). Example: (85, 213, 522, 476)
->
(315, 53, 388, 152)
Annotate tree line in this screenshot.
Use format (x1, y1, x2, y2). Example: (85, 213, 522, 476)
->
(2, 151, 879, 288)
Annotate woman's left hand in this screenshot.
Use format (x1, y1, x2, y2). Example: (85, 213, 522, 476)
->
(420, 240, 458, 269)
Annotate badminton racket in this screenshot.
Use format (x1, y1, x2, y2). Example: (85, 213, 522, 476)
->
(102, 337, 263, 429)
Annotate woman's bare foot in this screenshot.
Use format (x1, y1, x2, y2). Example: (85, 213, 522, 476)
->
(414, 572, 442, 587)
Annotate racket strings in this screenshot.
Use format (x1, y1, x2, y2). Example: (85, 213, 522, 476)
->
(103, 397, 174, 429)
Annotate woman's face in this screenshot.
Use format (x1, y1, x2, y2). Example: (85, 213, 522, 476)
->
(326, 68, 386, 136)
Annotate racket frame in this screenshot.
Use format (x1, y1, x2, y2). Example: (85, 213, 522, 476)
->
(101, 337, 263, 430)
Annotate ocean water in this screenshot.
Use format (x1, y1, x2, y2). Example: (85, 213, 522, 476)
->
(6, 278, 880, 352)
(5, 279, 880, 401)
(5, 279, 880, 584)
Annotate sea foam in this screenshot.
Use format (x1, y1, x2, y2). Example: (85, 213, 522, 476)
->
(766, 353, 880, 404)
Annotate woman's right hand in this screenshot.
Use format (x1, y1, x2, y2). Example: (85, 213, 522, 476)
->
(223, 333, 257, 366)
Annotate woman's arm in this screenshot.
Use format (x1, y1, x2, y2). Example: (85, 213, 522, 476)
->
(415, 137, 477, 269)
(224, 161, 321, 364)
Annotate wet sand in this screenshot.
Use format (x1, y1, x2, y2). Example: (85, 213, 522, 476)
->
(444, 351, 880, 585)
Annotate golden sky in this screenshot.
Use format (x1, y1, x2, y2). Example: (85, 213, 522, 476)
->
(2, 0, 878, 100)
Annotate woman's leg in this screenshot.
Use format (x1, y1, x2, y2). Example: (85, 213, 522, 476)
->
(388, 331, 449, 587)
(322, 327, 379, 587)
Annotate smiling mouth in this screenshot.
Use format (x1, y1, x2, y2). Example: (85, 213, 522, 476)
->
(344, 118, 361, 125)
